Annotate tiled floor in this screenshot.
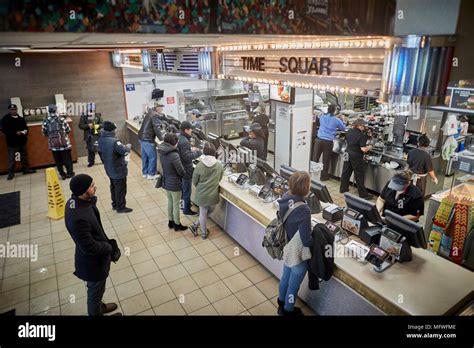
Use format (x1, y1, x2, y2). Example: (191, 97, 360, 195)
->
(0, 152, 314, 316)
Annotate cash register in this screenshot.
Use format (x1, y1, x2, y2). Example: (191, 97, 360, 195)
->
(342, 193, 383, 245)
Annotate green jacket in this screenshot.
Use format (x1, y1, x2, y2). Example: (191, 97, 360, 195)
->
(192, 156, 224, 207)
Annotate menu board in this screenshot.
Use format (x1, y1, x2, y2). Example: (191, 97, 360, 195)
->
(270, 85, 295, 104)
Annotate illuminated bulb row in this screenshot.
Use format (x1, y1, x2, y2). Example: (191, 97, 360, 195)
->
(217, 39, 389, 51)
(218, 74, 366, 94)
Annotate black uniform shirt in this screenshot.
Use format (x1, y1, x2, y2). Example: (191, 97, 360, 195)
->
(407, 148, 433, 174)
(380, 183, 424, 218)
(345, 128, 367, 157)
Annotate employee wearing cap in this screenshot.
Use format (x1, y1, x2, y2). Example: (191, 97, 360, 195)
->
(313, 104, 346, 181)
(177, 121, 202, 215)
(339, 118, 372, 199)
(376, 171, 424, 222)
(138, 102, 164, 180)
(240, 123, 266, 160)
(190, 109, 203, 130)
(407, 134, 438, 195)
(98, 121, 133, 213)
(42, 104, 74, 180)
(1, 104, 36, 180)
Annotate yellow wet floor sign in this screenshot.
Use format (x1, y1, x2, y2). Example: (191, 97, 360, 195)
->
(46, 168, 65, 220)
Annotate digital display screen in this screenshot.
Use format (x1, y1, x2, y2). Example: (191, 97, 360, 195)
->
(345, 208, 358, 218)
(270, 85, 295, 104)
(236, 174, 248, 185)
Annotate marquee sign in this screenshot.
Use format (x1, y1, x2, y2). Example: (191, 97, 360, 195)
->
(218, 37, 394, 92)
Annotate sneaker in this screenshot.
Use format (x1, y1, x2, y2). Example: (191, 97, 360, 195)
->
(87, 163, 94, 168)
(183, 210, 198, 216)
(340, 189, 349, 194)
(147, 175, 158, 180)
(101, 302, 118, 314)
(66, 172, 75, 178)
(60, 174, 67, 180)
(7, 174, 14, 180)
(117, 207, 133, 213)
(109, 312, 123, 316)
(142, 174, 147, 178)
(360, 194, 374, 201)
(168, 220, 175, 229)
(201, 229, 210, 240)
(281, 307, 304, 316)
(174, 224, 188, 231)
(189, 224, 198, 237)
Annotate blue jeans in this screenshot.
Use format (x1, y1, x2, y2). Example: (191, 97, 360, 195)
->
(181, 178, 192, 213)
(86, 279, 106, 316)
(139, 140, 157, 176)
(278, 261, 308, 312)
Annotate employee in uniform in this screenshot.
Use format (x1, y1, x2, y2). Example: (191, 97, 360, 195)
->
(376, 171, 424, 222)
(190, 109, 202, 130)
(252, 105, 270, 155)
(312, 104, 346, 181)
(79, 103, 103, 168)
(240, 123, 266, 160)
(339, 118, 372, 199)
(407, 134, 438, 195)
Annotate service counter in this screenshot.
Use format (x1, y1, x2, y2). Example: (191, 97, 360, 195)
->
(210, 177, 474, 315)
(0, 118, 78, 174)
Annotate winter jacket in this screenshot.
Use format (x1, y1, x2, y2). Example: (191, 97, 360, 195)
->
(65, 195, 113, 282)
(79, 113, 103, 142)
(177, 132, 202, 179)
(240, 136, 266, 160)
(158, 142, 186, 192)
(278, 193, 313, 248)
(1, 113, 28, 148)
(98, 130, 130, 180)
(308, 223, 335, 290)
(192, 155, 224, 207)
(138, 110, 163, 143)
(42, 114, 72, 151)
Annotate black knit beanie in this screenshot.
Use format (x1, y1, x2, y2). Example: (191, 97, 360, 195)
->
(70, 174, 93, 196)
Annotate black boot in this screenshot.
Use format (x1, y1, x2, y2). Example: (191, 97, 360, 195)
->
(168, 220, 175, 229)
(174, 224, 187, 231)
(281, 307, 304, 316)
(277, 298, 285, 315)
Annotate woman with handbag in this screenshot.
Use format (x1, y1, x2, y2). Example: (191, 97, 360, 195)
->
(277, 171, 313, 316)
(158, 133, 188, 231)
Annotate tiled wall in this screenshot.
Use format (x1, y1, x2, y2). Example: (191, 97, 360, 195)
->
(0, 52, 127, 157)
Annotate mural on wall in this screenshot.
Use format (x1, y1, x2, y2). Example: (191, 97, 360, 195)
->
(0, 0, 395, 35)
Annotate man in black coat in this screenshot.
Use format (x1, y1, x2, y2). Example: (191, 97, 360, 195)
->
(240, 123, 266, 160)
(98, 121, 133, 213)
(1, 104, 36, 180)
(177, 121, 202, 216)
(65, 174, 121, 316)
(138, 103, 163, 179)
(79, 104, 103, 167)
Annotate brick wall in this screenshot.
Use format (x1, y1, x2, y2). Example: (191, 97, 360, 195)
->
(0, 52, 127, 157)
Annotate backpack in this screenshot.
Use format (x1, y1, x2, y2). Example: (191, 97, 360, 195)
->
(48, 117, 67, 149)
(262, 201, 305, 260)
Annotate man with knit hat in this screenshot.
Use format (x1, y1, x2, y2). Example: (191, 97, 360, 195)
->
(65, 174, 121, 316)
(98, 121, 133, 213)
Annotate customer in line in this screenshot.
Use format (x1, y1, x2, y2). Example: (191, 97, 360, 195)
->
(407, 134, 438, 195)
(79, 103, 103, 168)
(98, 121, 133, 213)
(376, 171, 424, 222)
(189, 143, 224, 239)
(1, 104, 36, 180)
(159, 133, 188, 231)
(312, 104, 346, 181)
(42, 104, 75, 180)
(138, 102, 164, 180)
(339, 118, 373, 199)
(277, 171, 313, 316)
(177, 121, 202, 216)
(240, 123, 266, 160)
(65, 174, 121, 316)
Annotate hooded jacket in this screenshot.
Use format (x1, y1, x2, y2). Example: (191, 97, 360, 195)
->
(98, 130, 129, 180)
(158, 142, 186, 191)
(65, 195, 113, 282)
(177, 132, 202, 179)
(192, 155, 224, 207)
